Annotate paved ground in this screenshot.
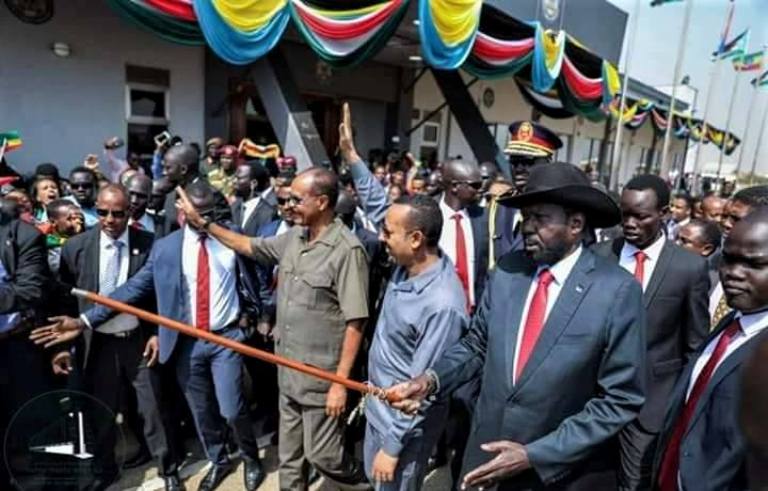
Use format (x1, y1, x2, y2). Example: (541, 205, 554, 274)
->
(114, 446, 452, 490)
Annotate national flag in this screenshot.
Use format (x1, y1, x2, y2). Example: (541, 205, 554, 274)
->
(0, 131, 22, 153)
(715, 0, 736, 56)
(650, 0, 683, 6)
(733, 50, 764, 71)
(714, 28, 750, 60)
(752, 70, 768, 87)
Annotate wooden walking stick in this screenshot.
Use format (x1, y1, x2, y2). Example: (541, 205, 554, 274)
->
(71, 288, 400, 403)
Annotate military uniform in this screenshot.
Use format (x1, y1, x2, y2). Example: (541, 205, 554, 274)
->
(247, 218, 369, 490)
(207, 167, 236, 198)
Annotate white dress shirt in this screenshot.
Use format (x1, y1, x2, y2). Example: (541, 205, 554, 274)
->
(512, 246, 583, 384)
(129, 213, 155, 234)
(709, 281, 724, 318)
(181, 226, 240, 331)
(97, 229, 139, 334)
(276, 220, 291, 236)
(241, 189, 275, 227)
(619, 234, 666, 291)
(438, 197, 476, 305)
(685, 309, 768, 401)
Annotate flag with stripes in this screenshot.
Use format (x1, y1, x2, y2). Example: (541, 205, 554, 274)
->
(752, 70, 768, 87)
(0, 131, 22, 153)
(714, 29, 749, 60)
(733, 51, 764, 71)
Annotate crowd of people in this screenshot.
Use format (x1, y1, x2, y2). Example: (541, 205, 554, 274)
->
(1, 102, 767, 491)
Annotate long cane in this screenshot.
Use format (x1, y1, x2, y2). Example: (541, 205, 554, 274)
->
(71, 288, 399, 403)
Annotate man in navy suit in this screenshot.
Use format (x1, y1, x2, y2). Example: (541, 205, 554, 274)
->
(32, 181, 265, 491)
(653, 208, 768, 491)
(388, 163, 646, 490)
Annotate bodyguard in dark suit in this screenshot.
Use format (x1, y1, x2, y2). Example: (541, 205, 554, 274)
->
(593, 175, 709, 490)
(653, 208, 768, 491)
(231, 161, 277, 236)
(33, 182, 266, 491)
(389, 163, 646, 490)
(52, 184, 180, 490)
(0, 209, 52, 490)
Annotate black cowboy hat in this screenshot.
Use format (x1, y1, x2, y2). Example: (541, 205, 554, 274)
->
(499, 162, 621, 228)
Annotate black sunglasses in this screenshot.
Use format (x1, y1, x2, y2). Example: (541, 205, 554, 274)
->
(96, 208, 127, 219)
(72, 182, 94, 189)
(277, 197, 289, 206)
(452, 180, 483, 190)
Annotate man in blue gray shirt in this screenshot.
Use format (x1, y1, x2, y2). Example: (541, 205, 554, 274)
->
(364, 194, 468, 489)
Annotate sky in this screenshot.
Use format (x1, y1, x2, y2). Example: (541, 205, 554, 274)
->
(607, 0, 768, 174)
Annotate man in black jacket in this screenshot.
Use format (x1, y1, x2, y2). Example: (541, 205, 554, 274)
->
(593, 174, 709, 490)
(0, 204, 52, 489)
(49, 185, 181, 491)
(231, 161, 277, 237)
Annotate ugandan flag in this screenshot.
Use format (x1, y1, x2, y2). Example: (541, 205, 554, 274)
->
(0, 131, 22, 153)
(238, 138, 280, 159)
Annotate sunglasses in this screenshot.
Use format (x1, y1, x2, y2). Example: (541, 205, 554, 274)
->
(452, 180, 483, 190)
(72, 182, 94, 190)
(96, 208, 127, 219)
(277, 197, 289, 206)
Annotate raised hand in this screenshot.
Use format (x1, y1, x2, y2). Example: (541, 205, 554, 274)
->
(338, 102, 359, 162)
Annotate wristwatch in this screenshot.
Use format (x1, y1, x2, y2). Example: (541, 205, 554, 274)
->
(200, 216, 212, 230)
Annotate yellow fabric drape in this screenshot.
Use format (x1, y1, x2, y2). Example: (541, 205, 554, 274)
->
(603, 61, 621, 97)
(212, 0, 287, 32)
(542, 29, 566, 72)
(429, 0, 482, 46)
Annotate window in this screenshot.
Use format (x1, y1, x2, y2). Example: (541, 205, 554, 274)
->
(125, 65, 170, 161)
(422, 123, 439, 144)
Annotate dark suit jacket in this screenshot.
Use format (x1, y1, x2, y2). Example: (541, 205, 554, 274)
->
(491, 203, 523, 264)
(707, 248, 722, 295)
(231, 196, 277, 237)
(593, 238, 710, 431)
(434, 249, 646, 488)
(466, 202, 490, 302)
(0, 218, 49, 322)
(58, 227, 156, 367)
(651, 313, 765, 491)
(82, 227, 262, 363)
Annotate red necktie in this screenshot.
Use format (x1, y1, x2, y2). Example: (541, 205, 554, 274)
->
(452, 214, 470, 307)
(633, 250, 647, 285)
(516, 269, 555, 381)
(657, 319, 742, 491)
(131, 220, 144, 231)
(196, 235, 210, 331)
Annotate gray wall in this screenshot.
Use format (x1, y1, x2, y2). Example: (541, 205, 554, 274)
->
(488, 0, 627, 64)
(0, 0, 205, 175)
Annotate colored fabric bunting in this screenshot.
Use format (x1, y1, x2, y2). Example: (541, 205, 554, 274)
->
(419, 0, 482, 69)
(532, 25, 566, 92)
(192, 0, 290, 65)
(290, 0, 409, 67)
(144, 0, 196, 21)
(107, 0, 205, 45)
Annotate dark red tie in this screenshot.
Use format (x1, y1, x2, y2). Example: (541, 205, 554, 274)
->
(633, 250, 647, 285)
(452, 214, 470, 307)
(657, 319, 742, 491)
(196, 235, 210, 332)
(516, 269, 555, 381)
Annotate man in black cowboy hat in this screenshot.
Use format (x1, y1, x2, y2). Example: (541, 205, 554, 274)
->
(388, 162, 646, 490)
(490, 121, 563, 267)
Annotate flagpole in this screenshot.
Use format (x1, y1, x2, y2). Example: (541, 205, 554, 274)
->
(609, 0, 642, 192)
(660, 0, 694, 180)
(736, 47, 765, 171)
(749, 98, 768, 185)
(716, 42, 748, 179)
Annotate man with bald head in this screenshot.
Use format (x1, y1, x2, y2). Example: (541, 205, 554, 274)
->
(157, 144, 200, 238)
(176, 166, 371, 490)
(49, 184, 181, 489)
(654, 207, 768, 491)
(127, 174, 158, 234)
(700, 194, 725, 225)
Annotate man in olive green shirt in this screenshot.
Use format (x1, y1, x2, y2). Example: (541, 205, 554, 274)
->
(177, 167, 371, 490)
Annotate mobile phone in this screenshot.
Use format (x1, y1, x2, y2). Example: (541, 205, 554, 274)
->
(154, 131, 171, 147)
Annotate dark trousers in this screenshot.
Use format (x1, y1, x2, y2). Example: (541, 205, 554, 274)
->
(243, 332, 279, 430)
(173, 328, 259, 465)
(0, 330, 56, 488)
(85, 330, 177, 478)
(618, 420, 658, 490)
